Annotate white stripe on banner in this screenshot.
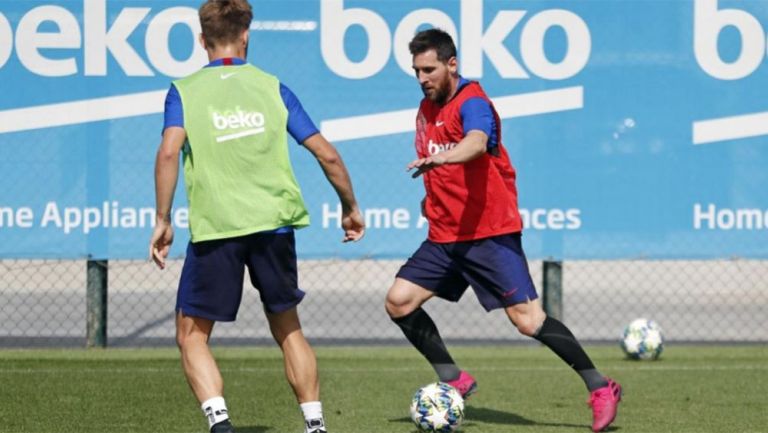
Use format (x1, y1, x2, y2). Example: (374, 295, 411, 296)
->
(0, 86, 584, 139)
(321, 108, 419, 142)
(692, 111, 768, 145)
(250, 20, 317, 31)
(321, 86, 584, 142)
(0, 90, 167, 134)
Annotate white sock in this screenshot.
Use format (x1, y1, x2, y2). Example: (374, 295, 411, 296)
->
(201, 396, 230, 429)
(300, 401, 325, 432)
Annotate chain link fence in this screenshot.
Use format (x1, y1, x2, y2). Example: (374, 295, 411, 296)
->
(1, 258, 766, 348)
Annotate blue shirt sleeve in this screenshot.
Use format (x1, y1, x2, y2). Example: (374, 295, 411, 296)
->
(460, 97, 498, 149)
(163, 84, 184, 131)
(280, 83, 320, 143)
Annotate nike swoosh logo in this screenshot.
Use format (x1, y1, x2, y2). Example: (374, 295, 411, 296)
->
(502, 288, 518, 298)
(220, 72, 237, 80)
(436, 121, 444, 126)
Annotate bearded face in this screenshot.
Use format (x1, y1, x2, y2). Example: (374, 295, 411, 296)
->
(412, 50, 458, 106)
(422, 71, 453, 104)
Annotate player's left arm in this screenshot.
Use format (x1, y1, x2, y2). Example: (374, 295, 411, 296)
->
(281, 83, 365, 242)
(303, 133, 365, 242)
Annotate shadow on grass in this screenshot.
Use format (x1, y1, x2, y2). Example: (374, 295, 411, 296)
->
(390, 406, 610, 431)
(465, 407, 591, 429)
(236, 425, 270, 433)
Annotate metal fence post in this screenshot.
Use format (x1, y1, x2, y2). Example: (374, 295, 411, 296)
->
(86, 259, 108, 348)
(542, 260, 563, 321)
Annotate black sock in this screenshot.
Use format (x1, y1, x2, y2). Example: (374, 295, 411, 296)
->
(392, 308, 460, 382)
(533, 316, 608, 391)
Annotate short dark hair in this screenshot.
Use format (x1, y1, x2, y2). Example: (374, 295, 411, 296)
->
(408, 28, 456, 62)
(199, 0, 253, 49)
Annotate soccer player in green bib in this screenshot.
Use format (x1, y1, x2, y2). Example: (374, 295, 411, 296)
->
(148, 1, 365, 432)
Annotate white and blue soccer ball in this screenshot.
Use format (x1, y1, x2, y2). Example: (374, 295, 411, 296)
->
(410, 382, 465, 432)
(621, 318, 664, 360)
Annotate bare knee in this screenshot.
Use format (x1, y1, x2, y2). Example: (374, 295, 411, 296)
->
(175, 328, 186, 349)
(266, 307, 303, 344)
(506, 303, 547, 337)
(175, 313, 212, 350)
(516, 314, 546, 336)
(385, 279, 431, 319)
(175, 327, 209, 351)
(385, 292, 412, 318)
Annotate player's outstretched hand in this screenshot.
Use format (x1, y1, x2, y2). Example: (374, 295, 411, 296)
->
(149, 220, 174, 269)
(341, 208, 365, 242)
(407, 154, 446, 178)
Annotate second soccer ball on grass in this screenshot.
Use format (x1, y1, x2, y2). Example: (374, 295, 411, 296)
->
(621, 318, 664, 360)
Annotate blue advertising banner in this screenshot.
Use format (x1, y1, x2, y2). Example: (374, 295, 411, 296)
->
(0, 0, 767, 259)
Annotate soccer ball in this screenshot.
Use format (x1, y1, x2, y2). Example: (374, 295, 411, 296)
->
(621, 318, 664, 360)
(410, 382, 465, 432)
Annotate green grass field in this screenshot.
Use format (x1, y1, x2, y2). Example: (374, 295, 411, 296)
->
(1, 345, 766, 433)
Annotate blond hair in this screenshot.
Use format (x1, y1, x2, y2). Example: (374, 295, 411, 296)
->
(199, 0, 253, 48)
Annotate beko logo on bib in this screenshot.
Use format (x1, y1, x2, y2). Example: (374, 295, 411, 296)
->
(427, 140, 457, 155)
(212, 109, 266, 143)
(212, 110, 265, 130)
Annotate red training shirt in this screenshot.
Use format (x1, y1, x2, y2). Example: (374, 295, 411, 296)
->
(415, 81, 523, 242)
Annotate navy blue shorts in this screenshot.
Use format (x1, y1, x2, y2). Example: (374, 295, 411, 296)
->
(396, 233, 538, 311)
(176, 231, 304, 322)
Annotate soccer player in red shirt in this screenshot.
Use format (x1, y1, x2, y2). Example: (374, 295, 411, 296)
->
(385, 28, 621, 432)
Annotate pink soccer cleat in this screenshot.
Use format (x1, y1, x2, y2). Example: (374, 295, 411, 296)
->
(445, 370, 478, 399)
(588, 378, 622, 432)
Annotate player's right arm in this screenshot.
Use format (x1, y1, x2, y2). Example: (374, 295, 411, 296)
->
(150, 85, 186, 269)
(150, 126, 185, 269)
